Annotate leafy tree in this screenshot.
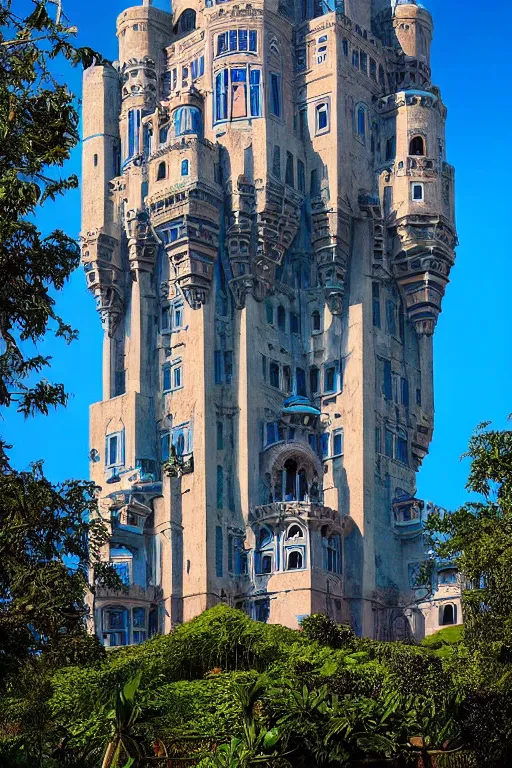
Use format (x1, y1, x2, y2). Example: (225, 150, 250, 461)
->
(0, 0, 101, 416)
(425, 420, 512, 654)
(0, 0, 116, 682)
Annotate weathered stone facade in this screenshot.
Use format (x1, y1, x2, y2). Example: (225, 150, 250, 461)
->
(81, 0, 457, 646)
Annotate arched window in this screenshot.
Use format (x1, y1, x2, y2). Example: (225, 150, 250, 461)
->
(156, 161, 166, 181)
(409, 135, 425, 156)
(284, 458, 298, 501)
(440, 603, 457, 626)
(259, 526, 273, 548)
(178, 9, 196, 33)
(255, 526, 274, 575)
(286, 524, 304, 540)
(159, 125, 168, 145)
(287, 550, 303, 569)
(173, 106, 202, 137)
(311, 310, 321, 332)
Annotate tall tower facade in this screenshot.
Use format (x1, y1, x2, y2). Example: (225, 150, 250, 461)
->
(81, 0, 456, 645)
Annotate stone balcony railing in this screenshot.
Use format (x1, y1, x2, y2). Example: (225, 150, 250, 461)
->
(395, 156, 439, 178)
(251, 501, 344, 532)
(95, 584, 163, 602)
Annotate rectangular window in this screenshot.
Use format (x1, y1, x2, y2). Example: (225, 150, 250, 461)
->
(181, 159, 189, 176)
(106, 432, 123, 467)
(297, 159, 305, 193)
(342, 39, 349, 57)
(372, 282, 381, 328)
(173, 365, 182, 389)
(215, 525, 223, 575)
(316, 35, 327, 64)
(163, 365, 171, 392)
(310, 366, 319, 394)
(383, 359, 392, 399)
(272, 145, 281, 179)
(114, 370, 125, 397)
(401, 377, 410, 407)
(224, 351, 233, 383)
(385, 428, 394, 458)
(333, 428, 344, 457)
(352, 49, 359, 68)
(249, 67, 261, 116)
(216, 421, 224, 450)
(412, 182, 424, 201)
(360, 51, 368, 73)
(299, 107, 307, 140)
(214, 350, 223, 384)
(386, 299, 397, 336)
(161, 431, 171, 461)
(296, 367, 307, 397)
(270, 73, 281, 118)
(324, 363, 339, 393)
(397, 433, 408, 464)
(315, 102, 329, 133)
(249, 30, 257, 52)
(383, 186, 393, 217)
(266, 422, 277, 445)
(231, 68, 247, 119)
(261, 354, 267, 381)
(290, 312, 300, 334)
(269, 361, 280, 388)
(216, 467, 224, 509)
(370, 58, 377, 80)
(321, 433, 330, 459)
(285, 152, 294, 186)
(392, 373, 400, 404)
(282, 365, 292, 393)
(227, 534, 233, 572)
(215, 69, 229, 122)
(265, 300, 274, 324)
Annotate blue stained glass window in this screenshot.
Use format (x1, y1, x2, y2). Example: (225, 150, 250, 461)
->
(199, 56, 204, 75)
(250, 68, 261, 116)
(249, 30, 257, 51)
(217, 32, 227, 55)
(181, 159, 189, 176)
(113, 561, 130, 585)
(321, 433, 330, 458)
(161, 432, 170, 460)
(163, 365, 171, 391)
(239, 29, 248, 50)
(357, 106, 366, 139)
(174, 106, 202, 136)
(191, 59, 198, 79)
(214, 350, 223, 384)
(333, 429, 344, 456)
(229, 30, 238, 50)
(215, 70, 228, 121)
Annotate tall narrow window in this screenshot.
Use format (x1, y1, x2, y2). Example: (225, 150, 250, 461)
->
(324, 364, 336, 393)
(383, 186, 393, 217)
(217, 466, 224, 508)
(215, 525, 223, 576)
(249, 68, 261, 116)
(372, 283, 381, 328)
(333, 428, 344, 456)
(385, 136, 396, 161)
(285, 152, 294, 186)
(386, 299, 397, 336)
(310, 366, 319, 394)
(296, 368, 307, 397)
(265, 300, 274, 324)
(297, 159, 305, 193)
(383, 360, 392, 400)
(215, 69, 228, 122)
(310, 169, 319, 196)
(357, 106, 366, 141)
(401, 377, 409, 407)
(272, 145, 281, 179)
(277, 305, 286, 331)
(270, 73, 281, 118)
(311, 310, 321, 332)
(282, 365, 292, 393)
(396, 429, 408, 465)
(269, 361, 280, 388)
(290, 312, 300, 334)
(216, 421, 224, 450)
(214, 350, 223, 384)
(181, 159, 189, 176)
(411, 183, 424, 201)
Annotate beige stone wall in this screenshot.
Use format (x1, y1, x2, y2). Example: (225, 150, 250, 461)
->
(81, 0, 457, 644)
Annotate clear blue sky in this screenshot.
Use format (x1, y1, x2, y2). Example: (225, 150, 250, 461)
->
(2, 0, 510, 511)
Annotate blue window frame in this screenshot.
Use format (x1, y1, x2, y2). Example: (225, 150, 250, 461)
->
(270, 73, 281, 118)
(163, 365, 171, 392)
(321, 433, 330, 459)
(333, 429, 344, 457)
(216, 29, 257, 57)
(357, 105, 366, 140)
(315, 102, 329, 133)
(215, 69, 228, 121)
(106, 431, 124, 468)
(249, 68, 261, 116)
(324, 361, 340, 394)
(181, 159, 189, 176)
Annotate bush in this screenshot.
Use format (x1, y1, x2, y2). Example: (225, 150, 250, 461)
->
(300, 614, 356, 649)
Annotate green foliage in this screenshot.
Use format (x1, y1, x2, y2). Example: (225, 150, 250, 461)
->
(0, 0, 102, 416)
(425, 420, 512, 654)
(300, 614, 356, 649)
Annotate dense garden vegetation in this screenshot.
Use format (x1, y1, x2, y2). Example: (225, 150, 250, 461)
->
(0, 606, 511, 767)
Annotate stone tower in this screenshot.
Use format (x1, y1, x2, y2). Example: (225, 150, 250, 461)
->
(81, 0, 456, 646)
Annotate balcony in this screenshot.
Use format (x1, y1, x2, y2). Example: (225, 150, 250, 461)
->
(95, 584, 163, 602)
(396, 156, 438, 178)
(392, 494, 424, 538)
(251, 501, 344, 532)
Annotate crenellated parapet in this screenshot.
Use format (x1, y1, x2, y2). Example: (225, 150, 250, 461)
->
(80, 229, 124, 337)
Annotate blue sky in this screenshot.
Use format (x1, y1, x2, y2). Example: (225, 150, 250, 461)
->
(2, 0, 510, 510)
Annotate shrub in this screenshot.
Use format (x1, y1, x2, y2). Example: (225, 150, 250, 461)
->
(300, 614, 356, 649)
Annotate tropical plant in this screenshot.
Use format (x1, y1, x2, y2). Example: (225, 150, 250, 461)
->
(101, 673, 144, 768)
